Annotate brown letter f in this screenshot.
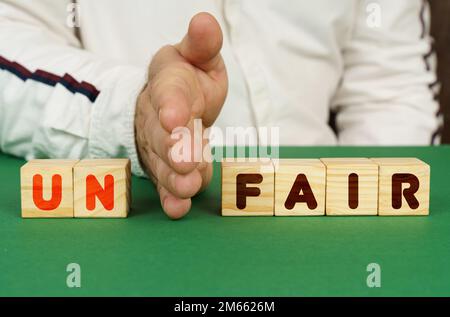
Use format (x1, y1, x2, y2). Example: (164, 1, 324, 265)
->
(236, 174, 263, 209)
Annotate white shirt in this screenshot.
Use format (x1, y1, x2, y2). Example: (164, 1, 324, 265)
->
(0, 0, 440, 176)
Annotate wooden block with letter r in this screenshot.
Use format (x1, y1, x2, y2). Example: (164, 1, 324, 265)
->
(73, 159, 131, 218)
(371, 158, 430, 216)
(221, 159, 274, 216)
(21, 159, 79, 218)
(320, 158, 379, 216)
(274, 159, 326, 216)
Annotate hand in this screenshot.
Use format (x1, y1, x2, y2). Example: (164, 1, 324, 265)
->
(135, 13, 228, 219)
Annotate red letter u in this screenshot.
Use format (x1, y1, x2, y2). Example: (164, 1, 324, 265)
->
(32, 174, 62, 210)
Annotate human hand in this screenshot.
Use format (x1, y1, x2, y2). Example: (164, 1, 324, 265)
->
(135, 13, 228, 219)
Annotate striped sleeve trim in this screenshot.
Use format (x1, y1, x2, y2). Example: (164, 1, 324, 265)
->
(0, 55, 100, 102)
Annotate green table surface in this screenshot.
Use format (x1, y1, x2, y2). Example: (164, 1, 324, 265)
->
(1, 146, 449, 297)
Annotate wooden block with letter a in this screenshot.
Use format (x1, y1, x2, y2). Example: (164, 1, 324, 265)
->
(221, 159, 274, 216)
(371, 158, 430, 216)
(73, 159, 131, 218)
(320, 158, 378, 216)
(274, 159, 326, 216)
(21, 159, 79, 218)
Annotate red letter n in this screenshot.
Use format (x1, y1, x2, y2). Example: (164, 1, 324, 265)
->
(86, 174, 115, 211)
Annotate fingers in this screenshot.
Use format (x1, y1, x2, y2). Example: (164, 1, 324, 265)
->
(157, 184, 191, 219)
(176, 13, 228, 127)
(137, 12, 227, 219)
(140, 138, 213, 219)
(149, 150, 213, 220)
(149, 63, 196, 133)
(199, 161, 213, 192)
(149, 12, 228, 131)
(147, 105, 199, 175)
(148, 151, 202, 199)
(177, 12, 224, 73)
(140, 109, 214, 219)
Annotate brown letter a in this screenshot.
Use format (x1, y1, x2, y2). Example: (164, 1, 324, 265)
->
(392, 173, 420, 209)
(236, 174, 263, 209)
(284, 174, 318, 210)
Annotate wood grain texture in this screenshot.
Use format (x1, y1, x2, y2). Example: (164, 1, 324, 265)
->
(371, 158, 430, 216)
(21, 160, 79, 218)
(321, 158, 378, 216)
(73, 159, 131, 218)
(274, 159, 325, 216)
(221, 159, 274, 216)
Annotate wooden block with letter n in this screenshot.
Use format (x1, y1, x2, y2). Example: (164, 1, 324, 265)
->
(320, 158, 379, 216)
(274, 159, 326, 216)
(371, 158, 430, 216)
(221, 159, 274, 216)
(21, 159, 79, 218)
(73, 159, 131, 218)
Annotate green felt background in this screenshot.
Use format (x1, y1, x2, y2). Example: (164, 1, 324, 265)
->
(0, 146, 449, 296)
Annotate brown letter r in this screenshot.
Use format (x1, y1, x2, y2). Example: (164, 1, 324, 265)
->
(392, 173, 420, 209)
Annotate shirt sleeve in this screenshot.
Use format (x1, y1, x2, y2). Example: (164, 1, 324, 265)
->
(332, 0, 440, 145)
(0, 0, 147, 176)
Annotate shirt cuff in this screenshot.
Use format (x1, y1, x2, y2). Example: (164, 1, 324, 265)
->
(88, 65, 147, 177)
(123, 80, 147, 178)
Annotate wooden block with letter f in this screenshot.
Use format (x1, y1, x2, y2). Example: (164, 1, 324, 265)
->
(371, 158, 430, 216)
(221, 159, 274, 216)
(21, 159, 79, 218)
(73, 159, 131, 218)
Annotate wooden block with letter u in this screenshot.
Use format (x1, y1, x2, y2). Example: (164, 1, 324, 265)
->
(221, 159, 274, 216)
(73, 159, 131, 218)
(371, 158, 430, 216)
(21, 159, 79, 218)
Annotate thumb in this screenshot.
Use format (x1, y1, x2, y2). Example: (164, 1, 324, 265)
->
(177, 12, 223, 73)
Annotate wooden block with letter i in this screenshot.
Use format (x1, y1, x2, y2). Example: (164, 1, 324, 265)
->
(221, 159, 274, 216)
(320, 158, 378, 216)
(274, 159, 326, 216)
(371, 158, 430, 216)
(21, 159, 79, 218)
(73, 159, 131, 218)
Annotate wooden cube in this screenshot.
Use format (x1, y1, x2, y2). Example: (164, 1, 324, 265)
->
(221, 159, 274, 216)
(320, 158, 379, 216)
(371, 158, 430, 216)
(73, 159, 131, 218)
(274, 159, 326, 216)
(21, 159, 79, 218)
